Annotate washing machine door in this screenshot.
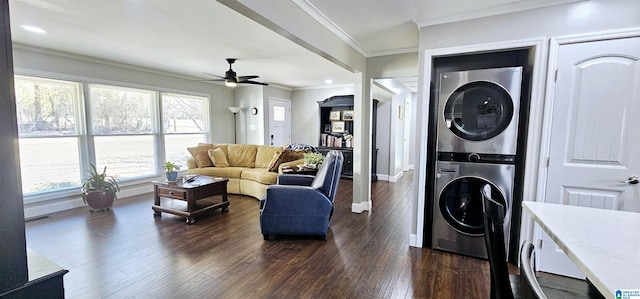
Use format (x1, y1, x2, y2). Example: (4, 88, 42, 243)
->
(443, 81, 514, 141)
(439, 177, 506, 236)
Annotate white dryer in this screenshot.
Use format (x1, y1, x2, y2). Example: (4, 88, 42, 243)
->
(438, 67, 522, 155)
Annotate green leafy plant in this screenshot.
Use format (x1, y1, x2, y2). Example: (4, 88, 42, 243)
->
(163, 161, 180, 173)
(304, 152, 324, 166)
(81, 164, 120, 204)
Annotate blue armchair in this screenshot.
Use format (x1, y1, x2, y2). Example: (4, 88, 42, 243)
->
(260, 150, 344, 240)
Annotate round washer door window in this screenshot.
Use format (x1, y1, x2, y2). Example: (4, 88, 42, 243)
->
(443, 81, 514, 141)
(439, 177, 506, 236)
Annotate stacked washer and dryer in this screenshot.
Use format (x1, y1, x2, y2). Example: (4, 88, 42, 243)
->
(431, 67, 522, 259)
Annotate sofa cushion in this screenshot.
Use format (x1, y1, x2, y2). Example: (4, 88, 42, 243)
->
(186, 166, 248, 179)
(187, 145, 215, 168)
(227, 144, 257, 167)
(208, 148, 229, 167)
(199, 143, 229, 157)
(256, 145, 282, 169)
(241, 168, 279, 185)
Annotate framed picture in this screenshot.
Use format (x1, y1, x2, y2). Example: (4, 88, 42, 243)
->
(342, 110, 354, 121)
(331, 121, 345, 133)
(329, 110, 341, 120)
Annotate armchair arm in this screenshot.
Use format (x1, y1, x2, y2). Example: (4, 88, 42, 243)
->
(261, 185, 333, 216)
(277, 174, 314, 186)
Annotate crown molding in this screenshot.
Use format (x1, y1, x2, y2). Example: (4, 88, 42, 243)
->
(415, 0, 586, 27)
(291, 0, 370, 57)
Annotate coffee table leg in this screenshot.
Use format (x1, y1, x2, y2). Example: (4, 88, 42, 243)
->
(221, 191, 229, 212)
(153, 186, 162, 217)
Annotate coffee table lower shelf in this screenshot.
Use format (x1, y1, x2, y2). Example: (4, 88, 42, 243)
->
(152, 197, 229, 224)
(151, 177, 229, 224)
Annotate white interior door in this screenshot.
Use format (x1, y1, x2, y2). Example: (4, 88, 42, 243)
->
(268, 98, 291, 146)
(539, 36, 640, 278)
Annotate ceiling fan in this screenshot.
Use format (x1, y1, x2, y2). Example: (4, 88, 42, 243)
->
(205, 58, 268, 87)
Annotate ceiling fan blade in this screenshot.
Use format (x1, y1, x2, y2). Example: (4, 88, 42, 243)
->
(204, 72, 225, 79)
(238, 75, 259, 80)
(196, 79, 225, 82)
(239, 80, 269, 86)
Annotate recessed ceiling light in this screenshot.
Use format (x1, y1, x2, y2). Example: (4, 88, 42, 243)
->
(20, 25, 46, 34)
(324, 79, 333, 84)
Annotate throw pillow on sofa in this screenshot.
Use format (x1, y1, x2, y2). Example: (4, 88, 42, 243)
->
(208, 148, 229, 167)
(267, 149, 307, 172)
(187, 145, 215, 168)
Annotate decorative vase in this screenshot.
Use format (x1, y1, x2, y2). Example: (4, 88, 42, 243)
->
(84, 190, 115, 212)
(166, 171, 178, 182)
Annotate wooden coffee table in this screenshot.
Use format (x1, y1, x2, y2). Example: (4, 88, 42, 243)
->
(151, 176, 229, 224)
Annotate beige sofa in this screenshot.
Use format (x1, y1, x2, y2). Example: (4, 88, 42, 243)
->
(186, 143, 305, 199)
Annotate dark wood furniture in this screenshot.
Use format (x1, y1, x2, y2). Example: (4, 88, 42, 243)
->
(317, 95, 377, 180)
(152, 176, 229, 224)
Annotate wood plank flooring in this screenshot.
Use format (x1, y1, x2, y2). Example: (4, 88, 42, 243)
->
(25, 171, 494, 298)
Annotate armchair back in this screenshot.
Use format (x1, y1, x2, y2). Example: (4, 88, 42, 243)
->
(311, 150, 344, 202)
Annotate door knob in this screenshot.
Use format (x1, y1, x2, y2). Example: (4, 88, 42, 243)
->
(620, 175, 639, 184)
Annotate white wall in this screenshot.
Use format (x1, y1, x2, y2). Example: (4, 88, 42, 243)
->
(290, 86, 355, 146)
(420, 0, 640, 49)
(413, 0, 640, 246)
(234, 85, 264, 145)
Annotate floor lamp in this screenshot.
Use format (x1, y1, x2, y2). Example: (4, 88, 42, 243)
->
(227, 106, 241, 143)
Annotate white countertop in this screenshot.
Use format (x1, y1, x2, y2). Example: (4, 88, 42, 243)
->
(522, 201, 640, 299)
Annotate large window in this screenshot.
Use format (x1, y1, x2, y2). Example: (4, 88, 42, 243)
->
(15, 76, 83, 194)
(162, 93, 207, 168)
(89, 84, 156, 179)
(14, 76, 210, 197)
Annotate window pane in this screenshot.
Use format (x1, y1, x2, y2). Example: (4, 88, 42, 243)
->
(19, 137, 81, 194)
(15, 76, 80, 137)
(273, 105, 286, 122)
(94, 135, 155, 179)
(90, 85, 154, 134)
(162, 93, 207, 133)
(165, 134, 206, 168)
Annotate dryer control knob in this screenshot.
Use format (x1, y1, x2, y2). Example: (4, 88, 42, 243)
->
(468, 153, 480, 162)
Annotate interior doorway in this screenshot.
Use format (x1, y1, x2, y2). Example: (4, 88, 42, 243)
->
(371, 77, 416, 182)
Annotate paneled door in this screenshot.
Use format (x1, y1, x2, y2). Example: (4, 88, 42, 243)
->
(268, 98, 291, 146)
(539, 36, 640, 277)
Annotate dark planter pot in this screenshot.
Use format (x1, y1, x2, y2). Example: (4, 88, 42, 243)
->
(84, 190, 115, 212)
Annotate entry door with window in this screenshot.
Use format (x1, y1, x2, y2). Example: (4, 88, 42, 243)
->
(268, 98, 291, 146)
(540, 36, 640, 278)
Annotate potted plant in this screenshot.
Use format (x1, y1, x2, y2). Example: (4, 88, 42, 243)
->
(164, 161, 180, 182)
(303, 152, 324, 169)
(81, 164, 120, 212)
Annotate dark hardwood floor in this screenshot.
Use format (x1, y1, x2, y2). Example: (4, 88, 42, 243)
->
(26, 171, 495, 298)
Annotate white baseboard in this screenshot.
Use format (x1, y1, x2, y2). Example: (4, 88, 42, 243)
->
(376, 174, 390, 181)
(351, 200, 372, 213)
(409, 234, 421, 247)
(389, 171, 404, 183)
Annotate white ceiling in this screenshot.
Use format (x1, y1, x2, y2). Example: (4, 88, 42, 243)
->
(8, 0, 582, 90)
